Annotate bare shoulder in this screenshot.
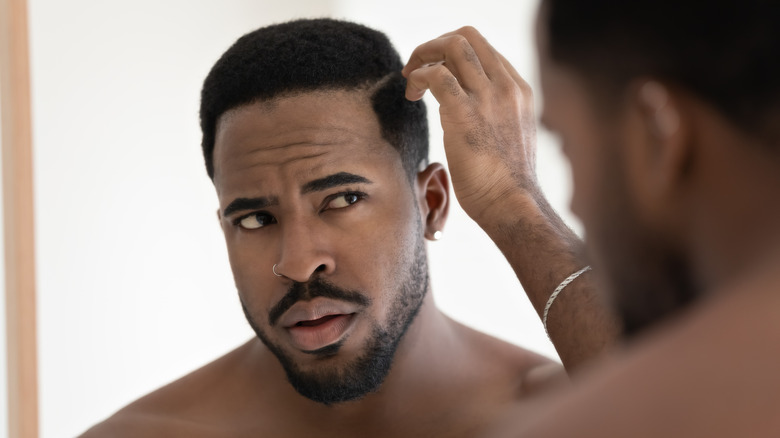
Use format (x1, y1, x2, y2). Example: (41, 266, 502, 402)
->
(488, 273, 780, 437)
(449, 317, 568, 397)
(80, 340, 258, 437)
(80, 410, 204, 438)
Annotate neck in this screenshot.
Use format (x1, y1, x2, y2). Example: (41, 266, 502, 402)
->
(686, 128, 780, 296)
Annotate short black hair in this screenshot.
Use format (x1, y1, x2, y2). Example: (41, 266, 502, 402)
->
(543, 0, 780, 144)
(200, 18, 428, 180)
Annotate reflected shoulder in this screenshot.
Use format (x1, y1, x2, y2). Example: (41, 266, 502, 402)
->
(79, 339, 260, 437)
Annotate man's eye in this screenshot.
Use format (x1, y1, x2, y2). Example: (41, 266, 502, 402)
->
(238, 213, 276, 230)
(327, 192, 362, 210)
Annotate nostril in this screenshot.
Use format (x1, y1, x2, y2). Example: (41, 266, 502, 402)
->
(315, 264, 327, 272)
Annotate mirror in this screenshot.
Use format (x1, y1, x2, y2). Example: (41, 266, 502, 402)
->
(23, 0, 576, 435)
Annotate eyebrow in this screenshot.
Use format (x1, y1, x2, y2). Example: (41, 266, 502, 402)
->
(223, 196, 279, 217)
(222, 172, 372, 217)
(300, 172, 372, 195)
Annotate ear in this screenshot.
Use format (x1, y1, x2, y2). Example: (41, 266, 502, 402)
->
(627, 79, 692, 207)
(415, 163, 450, 241)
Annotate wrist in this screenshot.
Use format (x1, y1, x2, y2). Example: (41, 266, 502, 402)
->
(467, 185, 548, 236)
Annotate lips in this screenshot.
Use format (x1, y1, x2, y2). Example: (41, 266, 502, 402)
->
(287, 313, 356, 352)
(279, 298, 361, 352)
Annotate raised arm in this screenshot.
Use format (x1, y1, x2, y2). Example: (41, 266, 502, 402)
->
(402, 27, 620, 370)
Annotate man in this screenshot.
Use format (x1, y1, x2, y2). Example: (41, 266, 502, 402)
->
(82, 19, 616, 437)
(403, 0, 780, 435)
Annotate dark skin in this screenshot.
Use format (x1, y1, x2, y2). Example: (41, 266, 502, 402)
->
(81, 90, 580, 437)
(402, 27, 620, 369)
(404, 18, 780, 438)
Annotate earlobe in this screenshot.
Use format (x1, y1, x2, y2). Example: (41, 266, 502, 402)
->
(415, 163, 451, 241)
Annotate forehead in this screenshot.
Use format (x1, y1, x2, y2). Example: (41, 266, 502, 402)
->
(212, 90, 404, 197)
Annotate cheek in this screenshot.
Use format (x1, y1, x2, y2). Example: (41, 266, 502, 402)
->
(552, 102, 611, 232)
(344, 200, 422, 317)
(566, 135, 608, 235)
(344, 205, 416, 278)
(223, 233, 278, 311)
(227, 244, 264, 285)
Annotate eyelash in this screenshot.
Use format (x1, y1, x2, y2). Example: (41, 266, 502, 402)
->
(319, 190, 367, 212)
(232, 211, 275, 229)
(231, 190, 368, 229)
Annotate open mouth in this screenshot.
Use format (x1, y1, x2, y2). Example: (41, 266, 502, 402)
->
(295, 314, 344, 327)
(286, 313, 356, 352)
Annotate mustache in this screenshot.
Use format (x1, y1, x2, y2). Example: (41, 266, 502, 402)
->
(268, 278, 371, 326)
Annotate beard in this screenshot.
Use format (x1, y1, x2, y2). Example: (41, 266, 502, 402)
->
(240, 225, 429, 405)
(590, 142, 700, 339)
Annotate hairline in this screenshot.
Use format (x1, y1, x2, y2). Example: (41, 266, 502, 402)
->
(211, 84, 421, 188)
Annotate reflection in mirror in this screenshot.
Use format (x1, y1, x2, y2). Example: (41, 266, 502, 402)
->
(28, 0, 577, 436)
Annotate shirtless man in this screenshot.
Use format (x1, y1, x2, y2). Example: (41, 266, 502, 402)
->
(404, 0, 780, 435)
(82, 19, 616, 437)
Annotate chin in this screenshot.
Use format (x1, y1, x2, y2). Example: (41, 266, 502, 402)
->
(266, 322, 399, 405)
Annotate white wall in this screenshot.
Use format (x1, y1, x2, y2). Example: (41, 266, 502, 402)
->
(27, 0, 576, 436)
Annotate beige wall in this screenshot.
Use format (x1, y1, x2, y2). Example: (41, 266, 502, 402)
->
(0, 83, 7, 438)
(2, 0, 37, 435)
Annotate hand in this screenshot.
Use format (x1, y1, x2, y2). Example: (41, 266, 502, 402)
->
(404, 28, 620, 367)
(402, 27, 540, 226)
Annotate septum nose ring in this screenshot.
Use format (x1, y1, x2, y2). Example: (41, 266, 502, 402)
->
(272, 264, 283, 277)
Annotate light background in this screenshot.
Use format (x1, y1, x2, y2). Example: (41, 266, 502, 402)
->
(19, 0, 580, 436)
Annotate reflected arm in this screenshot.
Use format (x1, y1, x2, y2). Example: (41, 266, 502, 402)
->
(403, 26, 620, 370)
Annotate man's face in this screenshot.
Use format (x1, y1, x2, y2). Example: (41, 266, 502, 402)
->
(537, 15, 695, 336)
(212, 90, 429, 404)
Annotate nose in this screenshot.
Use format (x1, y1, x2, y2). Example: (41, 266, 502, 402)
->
(273, 218, 335, 282)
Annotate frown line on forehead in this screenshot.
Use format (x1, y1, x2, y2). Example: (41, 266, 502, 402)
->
(222, 171, 373, 217)
(301, 172, 372, 195)
(223, 196, 280, 217)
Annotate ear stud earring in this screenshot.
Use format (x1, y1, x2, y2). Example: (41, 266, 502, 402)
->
(432, 231, 443, 240)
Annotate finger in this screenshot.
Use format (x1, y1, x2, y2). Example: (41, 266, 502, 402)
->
(434, 26, 507, 82)
(402, 34, 488, 92)
(405, 62, 465, 106)
(496, 52, 532, 94)
(416, 30, 533, 109)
